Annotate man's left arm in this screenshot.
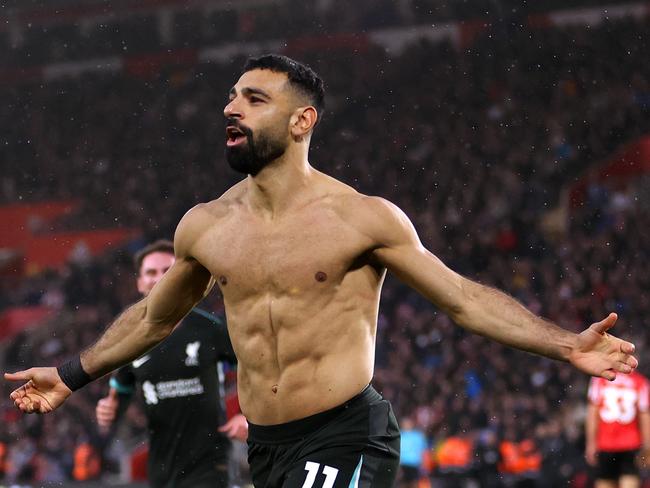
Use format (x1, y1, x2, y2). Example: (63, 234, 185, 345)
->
(364, 196, 637, 380)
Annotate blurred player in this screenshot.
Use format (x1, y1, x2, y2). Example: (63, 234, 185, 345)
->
(6, 55, 638, 488)
(96, 240, 247, 488)
(398, 417, 427, 488)
(586, 370, 650, 488)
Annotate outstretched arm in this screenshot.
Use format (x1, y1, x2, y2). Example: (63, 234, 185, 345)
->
(364, 197, 637, 380)
(5, 207, 215, 413)
(79, 254, 213, 379)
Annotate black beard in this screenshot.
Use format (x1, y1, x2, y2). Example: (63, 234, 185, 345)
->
(225, 125, 287, 176)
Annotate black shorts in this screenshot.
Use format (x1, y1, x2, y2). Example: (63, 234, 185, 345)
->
(156, 463, 229, 488)
(595, 450, 639, 480)
(247, 385, 401, 488)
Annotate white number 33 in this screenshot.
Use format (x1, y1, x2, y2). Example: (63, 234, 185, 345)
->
(301, 461, 339, 488)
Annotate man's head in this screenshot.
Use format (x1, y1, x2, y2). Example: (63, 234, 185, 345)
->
(134, 240, 175, 296)
(223, 54, 325, 175)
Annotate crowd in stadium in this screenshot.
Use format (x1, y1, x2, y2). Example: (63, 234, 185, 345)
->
(1, 0, 619, 67)
(1, 8, 650, 487)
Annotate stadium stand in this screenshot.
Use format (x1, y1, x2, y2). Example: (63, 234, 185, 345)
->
(1, 1, 649, 486)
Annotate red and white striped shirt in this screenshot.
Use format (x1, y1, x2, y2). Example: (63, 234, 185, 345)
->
(588, 371, 650, 451)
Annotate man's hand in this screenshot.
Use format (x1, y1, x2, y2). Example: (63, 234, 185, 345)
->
(96, 388, 119, 434)
(569, 313, 637, 380)
(218, 413, 248, 442)
(4, 367, 72, 414)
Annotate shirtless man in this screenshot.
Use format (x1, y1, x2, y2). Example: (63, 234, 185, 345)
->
(5, 55, 638, 488)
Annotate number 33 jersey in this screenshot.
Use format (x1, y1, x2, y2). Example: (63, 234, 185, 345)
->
(588, 371, 650, 451)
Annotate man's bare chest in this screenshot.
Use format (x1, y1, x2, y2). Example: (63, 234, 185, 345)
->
(193, 212, 371, 296)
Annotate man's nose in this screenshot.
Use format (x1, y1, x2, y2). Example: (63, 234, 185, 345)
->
(224, 99, 242, 119)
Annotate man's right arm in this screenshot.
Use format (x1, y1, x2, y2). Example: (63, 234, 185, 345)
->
(80, 253, 213, 379)
(5, 206, 215, 413)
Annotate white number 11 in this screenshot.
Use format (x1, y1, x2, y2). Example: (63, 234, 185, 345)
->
(301, 461, 339, 488)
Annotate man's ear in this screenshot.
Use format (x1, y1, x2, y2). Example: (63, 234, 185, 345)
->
(290, 106, 318, 139)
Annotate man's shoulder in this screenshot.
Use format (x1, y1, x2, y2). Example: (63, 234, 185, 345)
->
(176, 182, 246, 240)
(328, 190, 408, 237)
(217, 179, 248, 206)
(184, 182, 247, 222)
(319, 176, 396, 220)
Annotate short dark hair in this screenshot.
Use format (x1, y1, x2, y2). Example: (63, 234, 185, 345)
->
(243, 54, 325, 115)
(133, 239, 174, 274)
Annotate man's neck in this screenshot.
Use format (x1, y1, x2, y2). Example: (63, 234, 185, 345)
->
(246, 146, 313, 218)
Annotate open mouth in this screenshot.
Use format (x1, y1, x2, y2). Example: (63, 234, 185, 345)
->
(226, 126, 247, 147)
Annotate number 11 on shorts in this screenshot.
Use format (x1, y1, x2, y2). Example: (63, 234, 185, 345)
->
(302, 461, 339, 488)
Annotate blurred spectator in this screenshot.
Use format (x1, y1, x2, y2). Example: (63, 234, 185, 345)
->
(399, 416, 428, 487)
(473, 429, 502, 488)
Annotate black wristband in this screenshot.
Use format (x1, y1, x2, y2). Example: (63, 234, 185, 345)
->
(57, 356, 93, 391)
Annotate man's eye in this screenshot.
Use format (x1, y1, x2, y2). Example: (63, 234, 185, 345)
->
(250, 97, 264, 104)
